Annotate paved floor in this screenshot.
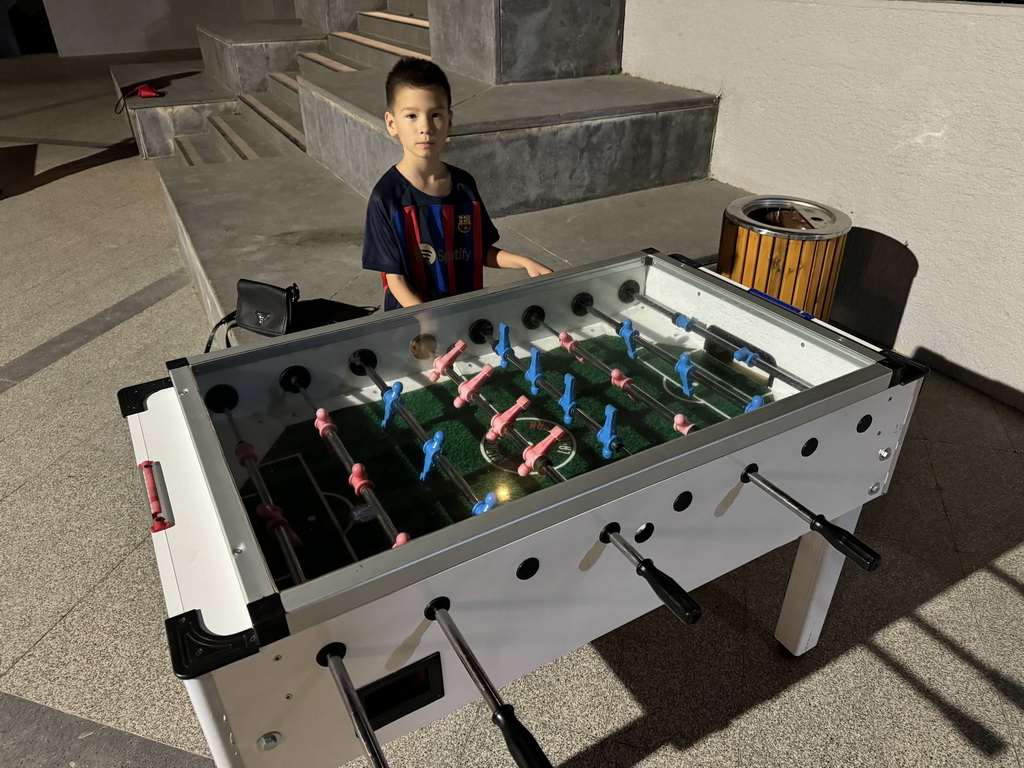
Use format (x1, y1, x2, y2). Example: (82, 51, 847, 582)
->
(2, 53, 1024, 768)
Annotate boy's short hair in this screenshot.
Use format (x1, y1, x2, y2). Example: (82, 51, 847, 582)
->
(386, 57, 452, 111)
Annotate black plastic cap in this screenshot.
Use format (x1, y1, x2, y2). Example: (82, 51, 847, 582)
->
(521, 305, 545, 330)
(166, 609, 259, 680)
(248, 593, 289, 646)
(279, 365, 311, 393)
(316, 642, 347, 667)
(203, 384, 239, 414)
(880, 350, 929, 387)
(599, 522, 621, 544)
(469, 319, 494, 345)
(571, 292, 594, 317)
(166, 357, 189, 370)
(424, 596, 451, 621)
(117, 377, 172, 418)
(349, 349, 377, 376)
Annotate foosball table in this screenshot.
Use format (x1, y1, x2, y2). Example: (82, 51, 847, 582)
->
(119, 250, 925, 768)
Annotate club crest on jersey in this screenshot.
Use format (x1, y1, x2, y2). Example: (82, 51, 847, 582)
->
(419, 243, 437, 265)
(458, 214, 472, 234)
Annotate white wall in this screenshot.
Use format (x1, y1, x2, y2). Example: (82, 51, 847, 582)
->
(43, 0, 247, 56)
(624, 0, 1024, 395)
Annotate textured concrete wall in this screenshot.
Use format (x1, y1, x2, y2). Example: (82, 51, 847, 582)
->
(295, 0, 383, 32)
(623, 0, 1024, 396)
(300, 75, 716, 215)
(200, 29, 324, 93)
(432, 0, 623, 84)
(499, 0, 624, 83)
(430, 0, 499, 84)
(42, 0, 245, 56)
(242, 0, 296, 20)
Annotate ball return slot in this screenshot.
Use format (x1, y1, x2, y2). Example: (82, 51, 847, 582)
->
(741, 464, 881, 571)
(619, 281, 812, 391)
(425, 598, 554, 768)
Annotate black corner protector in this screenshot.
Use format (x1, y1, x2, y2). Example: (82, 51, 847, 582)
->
(641, 247, 661, 255)
(165, 609, 260, 680)
(117, 377, 173, 418)
(880, 350, 930, 387)
(166, 357, 190, 371)
(666, 252, 701, 268)
(248, 593, 290, 646)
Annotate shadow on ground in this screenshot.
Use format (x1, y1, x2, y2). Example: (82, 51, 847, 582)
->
(0, 137, 138, 200)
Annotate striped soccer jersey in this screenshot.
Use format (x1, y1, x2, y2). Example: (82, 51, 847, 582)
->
(361, 164, 500, 311)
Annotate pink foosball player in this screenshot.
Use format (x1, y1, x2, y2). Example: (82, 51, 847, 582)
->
(518, 426, 568, 477)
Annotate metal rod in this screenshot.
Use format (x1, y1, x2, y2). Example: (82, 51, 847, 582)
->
(605, 529, 643, 568)
(745, 471, 815, 525)
(363, 365, 484, 505)
(635, 292, 812, 391)
(587, 308, 750, 408)
(299, 389, 402, 543)
(326, 653, 390, 768)
(241, 455, 305, 585)
(433, 608, 504, 712)
(542, 324, 693, 432)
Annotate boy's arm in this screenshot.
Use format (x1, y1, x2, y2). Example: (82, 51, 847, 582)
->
(385, 273, 424, 307)
(485, 246, 552, 277)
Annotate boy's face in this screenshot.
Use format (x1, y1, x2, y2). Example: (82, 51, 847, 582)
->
(385, 85, 452, 161)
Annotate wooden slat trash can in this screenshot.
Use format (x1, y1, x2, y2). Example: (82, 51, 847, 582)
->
(717, 195, 852, 320)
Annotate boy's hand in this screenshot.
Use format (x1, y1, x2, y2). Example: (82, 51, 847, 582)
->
(523, 260, 552, 277)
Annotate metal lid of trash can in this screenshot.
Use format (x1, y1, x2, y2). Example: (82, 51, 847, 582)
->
(725, 195, 852, 241)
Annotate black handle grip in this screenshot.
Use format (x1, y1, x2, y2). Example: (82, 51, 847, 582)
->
(492, 704, 553, 768)
(810, 515, 881, 571)
(636, 559, 702, 624)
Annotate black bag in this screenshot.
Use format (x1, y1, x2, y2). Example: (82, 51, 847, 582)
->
(204, 279, 300, 353)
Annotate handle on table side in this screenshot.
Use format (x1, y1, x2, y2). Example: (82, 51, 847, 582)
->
(809, 514, 881, 571)
(492, 704, 554, 768)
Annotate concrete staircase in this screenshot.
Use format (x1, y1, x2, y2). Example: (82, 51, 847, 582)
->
(111, 0, 728, 332)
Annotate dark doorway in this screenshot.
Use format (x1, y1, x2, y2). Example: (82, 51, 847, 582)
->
(3, 0, 57, 57)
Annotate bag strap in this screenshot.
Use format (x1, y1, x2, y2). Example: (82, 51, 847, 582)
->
(204, 310, 238, 354)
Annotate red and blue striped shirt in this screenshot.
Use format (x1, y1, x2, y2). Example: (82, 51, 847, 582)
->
(362, 164, 500, 311)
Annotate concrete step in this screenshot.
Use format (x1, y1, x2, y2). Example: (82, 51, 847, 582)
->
(328, 31, 429, 70)
(197, 20, 326, 94)
(110, 61, 237, 158)
(297, 50, 362, 78)
(208, 113, 286, 160)
(174, 132, 240, 166)
(157, 154, 374, 330)
(299, 68, 718, 216)
(357, 11, 430, 51)
(239, 91, 307, 153)
(268, 70, 301, 112)
(387, 0, 428, 18)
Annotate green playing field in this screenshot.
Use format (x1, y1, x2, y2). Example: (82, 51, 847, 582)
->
(239, 334, 772, 584)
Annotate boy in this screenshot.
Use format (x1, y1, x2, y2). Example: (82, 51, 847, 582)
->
(362, 58, 551, 310)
